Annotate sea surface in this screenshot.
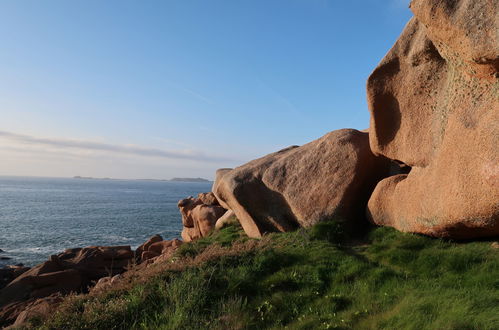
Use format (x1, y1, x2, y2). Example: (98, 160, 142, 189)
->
(0, 176, 212, 267)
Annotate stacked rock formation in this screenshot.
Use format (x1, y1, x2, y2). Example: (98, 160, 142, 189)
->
(366, 0, 498, 238)
(178, 192, 229, 242)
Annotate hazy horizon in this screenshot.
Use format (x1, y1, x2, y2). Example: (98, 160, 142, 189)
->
(0, 174, 213, 181)
(1, 0, 412, 180)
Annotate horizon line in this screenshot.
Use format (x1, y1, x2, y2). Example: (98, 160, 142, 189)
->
(0, 174, 214, 182)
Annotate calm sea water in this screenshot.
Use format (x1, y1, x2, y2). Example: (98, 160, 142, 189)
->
(0, 176, 212, 267)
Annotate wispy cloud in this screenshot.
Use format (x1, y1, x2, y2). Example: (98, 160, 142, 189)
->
(0, 130, 235, 163)
(256, 76, 303, 118)
(164, 80, 215, 105)
(179, 87, 214, 104)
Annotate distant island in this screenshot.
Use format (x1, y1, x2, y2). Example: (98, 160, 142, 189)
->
(73, 176, 211, 183)
(73, 176, 114, 180)
(170, 177, 211, 183)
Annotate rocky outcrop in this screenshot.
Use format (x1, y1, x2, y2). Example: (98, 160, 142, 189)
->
(366, 0, 499, 238)
(213, 129, 391, 238)
(0, 245, 133, 325)
(178, 193, 227, 242)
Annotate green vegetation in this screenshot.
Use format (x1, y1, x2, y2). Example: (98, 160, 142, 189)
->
(30, 221, 498, 330)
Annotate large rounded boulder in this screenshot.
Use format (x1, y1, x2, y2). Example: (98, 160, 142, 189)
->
(213, 129, 391, 238)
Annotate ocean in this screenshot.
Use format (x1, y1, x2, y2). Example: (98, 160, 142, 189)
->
(0, 176, 212, 267)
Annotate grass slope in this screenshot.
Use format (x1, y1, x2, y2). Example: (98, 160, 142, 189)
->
(30, 222, 498, 330)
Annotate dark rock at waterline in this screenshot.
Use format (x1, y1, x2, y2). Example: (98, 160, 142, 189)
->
(0, 257, 12, 260)
(0, 265, 30, 290)
(0, 245, 133, 325)
(0, 249, 4, 253)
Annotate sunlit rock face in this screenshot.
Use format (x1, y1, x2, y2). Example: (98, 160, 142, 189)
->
(178, 192, 226, 242)
(366, 0, 499, 238)
(213, 129, 391, 238)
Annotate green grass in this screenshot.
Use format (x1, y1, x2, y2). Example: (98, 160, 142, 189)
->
(29, 221, 499, 330)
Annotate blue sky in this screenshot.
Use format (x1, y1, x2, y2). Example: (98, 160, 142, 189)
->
(0, 0, 412, 179)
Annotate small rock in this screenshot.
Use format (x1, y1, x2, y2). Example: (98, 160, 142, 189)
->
(141, 250, 160, 261)
(135, 234, 163, 262)
(0, 256, 12, 260)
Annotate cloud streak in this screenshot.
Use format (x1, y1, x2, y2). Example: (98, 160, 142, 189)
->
(0, 130, 235, 163)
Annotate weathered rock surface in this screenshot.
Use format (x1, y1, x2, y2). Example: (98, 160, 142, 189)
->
(213, 129, 391, 238)
(212, 169, 232, 210)
(215, 210, 238, 230)
(0, 245, 133, 325)
(13, 295, 63, 328)
(366, 0, 499, 238)
(135, 234, 163, 261)
(197, 192, 219, 206)
(178, 193, 227, 242)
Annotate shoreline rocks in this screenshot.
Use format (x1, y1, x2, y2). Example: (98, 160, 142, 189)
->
(0, 233, 188, 327)
(0, 245, 134, 325)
